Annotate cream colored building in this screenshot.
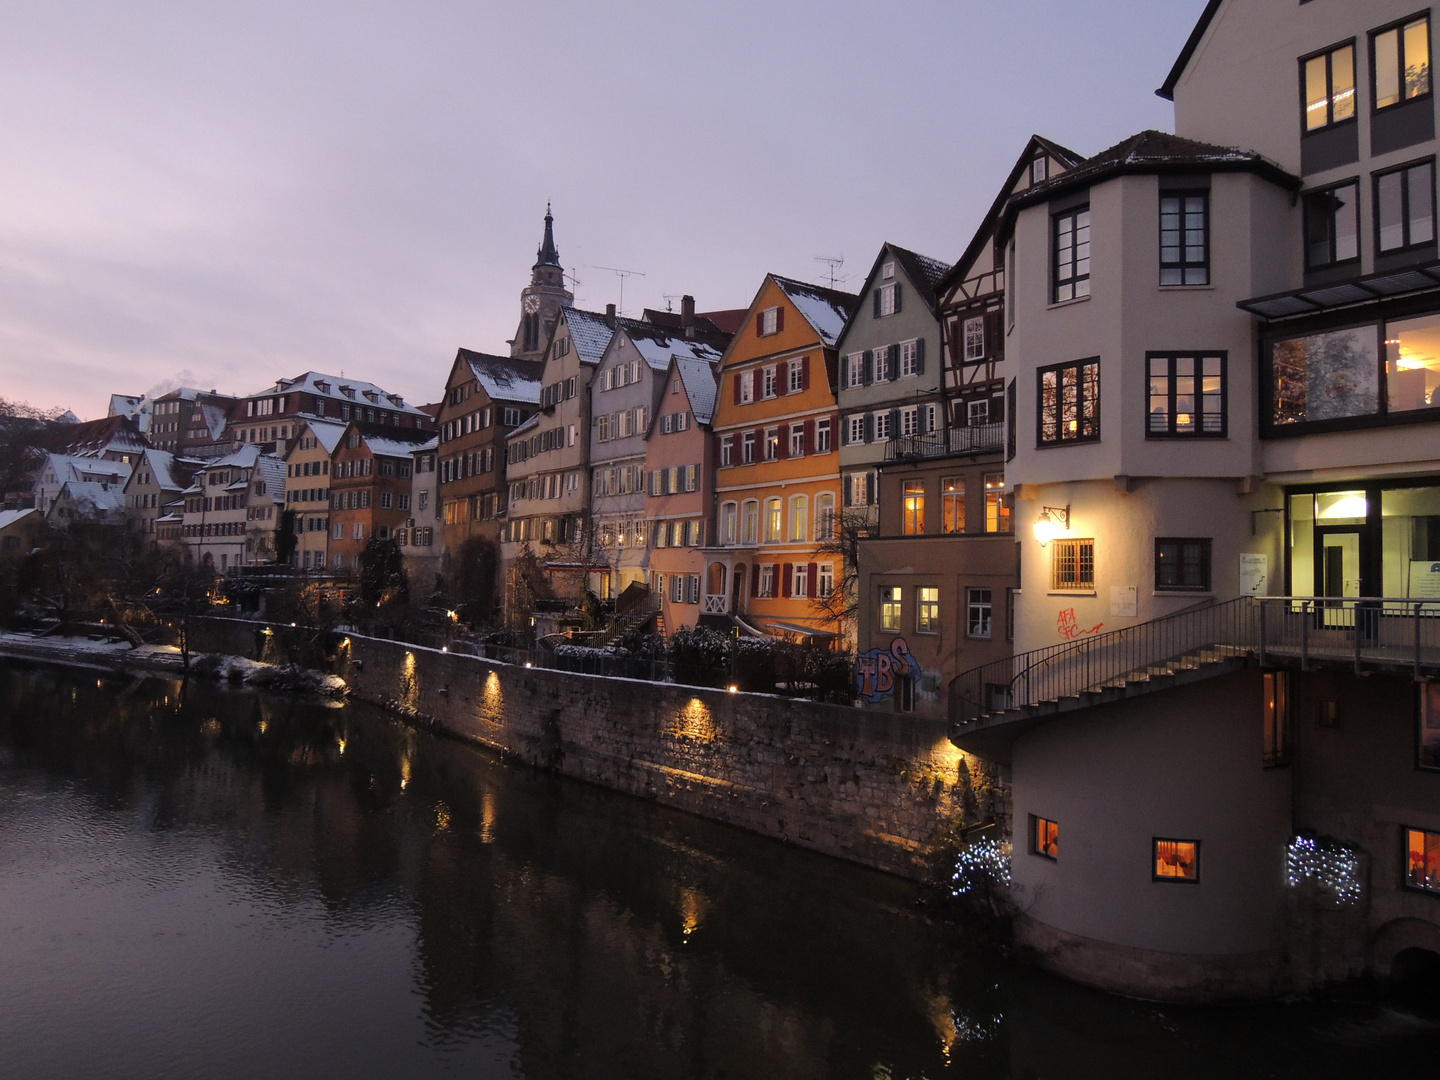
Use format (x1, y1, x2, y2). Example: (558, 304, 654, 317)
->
(283, 420, 347, 572)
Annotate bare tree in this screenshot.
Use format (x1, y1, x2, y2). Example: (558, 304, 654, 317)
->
(811, 509, 873, 640)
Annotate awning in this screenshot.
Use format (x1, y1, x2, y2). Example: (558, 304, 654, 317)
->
(766, 621, 840, 639)
(1238, 263, 1440, 321)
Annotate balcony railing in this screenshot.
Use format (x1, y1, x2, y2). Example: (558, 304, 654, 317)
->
(885, 423, 1004, 462)
(703, 594, 729, 615)
(950, 596, 1440, 727)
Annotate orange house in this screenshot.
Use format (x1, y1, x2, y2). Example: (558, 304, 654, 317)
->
(703, 275, 857, 642)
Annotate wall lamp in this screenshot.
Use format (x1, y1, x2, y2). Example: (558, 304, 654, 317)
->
(1033, 505, 1070, 546)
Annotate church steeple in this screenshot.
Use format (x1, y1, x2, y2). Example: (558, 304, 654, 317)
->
(536, 202, 560, 268)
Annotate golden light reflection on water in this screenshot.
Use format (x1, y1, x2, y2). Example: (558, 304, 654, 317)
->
(435, 802, 451, 831)
(400, 754, 412, 790)
(680, 886, 708, 938)
(480, 791, 497, 843)
(481, 671, 503, 721)
(399, 652, 420, 712)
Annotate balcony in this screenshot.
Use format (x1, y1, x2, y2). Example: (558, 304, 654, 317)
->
(703, 594, 729, 615)
(885, 423, 1003, 462)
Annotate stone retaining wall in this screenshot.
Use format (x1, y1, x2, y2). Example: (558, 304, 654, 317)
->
(190, 619, 1004, 882)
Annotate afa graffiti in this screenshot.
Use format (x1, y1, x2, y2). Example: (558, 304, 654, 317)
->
(855, 638, 923, 702)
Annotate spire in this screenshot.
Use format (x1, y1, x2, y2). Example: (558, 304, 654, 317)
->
(536, 202, 560, 267)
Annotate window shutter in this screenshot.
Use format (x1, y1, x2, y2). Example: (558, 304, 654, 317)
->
(864, 414, 874, 442)
(751, 566, 760, 597)
(756, 315, 764, 338)
(890, 408, 901, 436)
(839, 418, 849, 446)
(893, 283, 902, 313)
(807, 563, 817, 596)
(803, 419, 813, 455)
(866, 472, 876, 505)
(776, 307, 785, 332)
(801, 355, 810, 391)
(873, 289, 882, 318)
(843, 477, 853, 507)
(782, 563, 793, 598)
(840, 356, 848, 389)
(734, 373, 742, 404)
(863, 350, 873, 385)
(985, 310, 1004, 362)
(915, 337, 926, 375)
(778, 429, 788, 459)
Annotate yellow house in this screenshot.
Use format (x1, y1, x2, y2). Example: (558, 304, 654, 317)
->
(704, 275, 857, 642)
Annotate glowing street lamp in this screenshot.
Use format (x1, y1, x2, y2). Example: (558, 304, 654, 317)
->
(1033, 505, 1071, 546)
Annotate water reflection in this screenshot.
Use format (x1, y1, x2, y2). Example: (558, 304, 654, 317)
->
(0, 661, 1433, 1079)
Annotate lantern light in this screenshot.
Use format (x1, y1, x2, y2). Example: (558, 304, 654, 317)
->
(1033, 505, 1071, 546)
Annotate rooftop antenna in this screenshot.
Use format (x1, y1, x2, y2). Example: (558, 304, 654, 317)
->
(815, 255, 846, 289)
(661, 293, 684, 313)
(564, 269, 582, 292)
(593, 265, 646, 316)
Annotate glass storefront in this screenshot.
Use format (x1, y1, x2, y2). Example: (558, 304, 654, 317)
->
(1386, 312, 1440, 414)
(1287, 481, 1440, 597)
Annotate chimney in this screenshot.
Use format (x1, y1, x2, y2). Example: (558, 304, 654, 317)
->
(681, 295, 695, 327)
(605, 303, 616, 328)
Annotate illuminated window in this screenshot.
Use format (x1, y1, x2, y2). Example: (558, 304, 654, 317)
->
(720, 502, 737, 545)
(790, 495, 808, 542)
(967, 587, 992, 639)
(1264, 671, 1292, 768)
(1406, 827, 1440, 893)
(1148, 354, 1226, 436)
(917, 587, 940, 634)
(1302, 41, 1356, 132)
(880, 586, 902, 631)
(764, 497, 782, 542)
(1032, 816, 1059, 860)
(1038, 359, 1099, 444)
(903, 481, 925, 535)
(742, 500, 759, 544)
(1372, 16, 1429, 112)
(1153, 839, 1199, 882)
(942, 478, 965, 534)
(984, 473, 1010, 532)
(764, 427, 779, 461)
(1051, 539, 1095, 591)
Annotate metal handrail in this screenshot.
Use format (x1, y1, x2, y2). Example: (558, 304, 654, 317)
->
(949, 595, 1440, 726)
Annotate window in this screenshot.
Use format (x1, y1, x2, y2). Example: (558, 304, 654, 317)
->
(762, 367, 778, 399)
(816, 494, 835, 541)
(1304, 181, 1360, 269)
(847, 352, 865, 387)
(899, 340, 919, 377)
(880, 586, 902, 631)
(967, 587, 992, 638)
(984, 473, 1010, 533)
(910, 586, 939, 633)
(1420, 683, 1440, 770)
(873, 411, 891, 441)
(849, 472, 870, 507)
(685, 464, 697, 492)
(1159, 192, 1208, 286)
(967, 398, 990, 426)
(1375, 159, 1435, 253)
(764, 497, 782, 542)
(1270, 324, 1379, 426)
(1038, 358, 1100, 444)
(721, 502, 737, 545)
(847, 415, 866, 444)
(815, 418, 831, 453)
(739, 371, 754, 404)
(788, 357, 804, 392)
(758, 564, 775, 598)
(790, 423, 805, 457)
(1053, 208, 1091, 303)
(942, 478, 965, 534)
(1407, 827, 1440, 893)
(877, 283, 898, 316)
(1154, 839, 1200, 883)
(881, 260, 894, 280)
(1032, 816, 1059, 860)
(873, 345, 890, 383)
(964, 317, 985, 362)
(1155, 537, 1211, 591)
(1148, 353, 1226, 437)
(1263, 671, 1292, 769)
(720, 436, 733, 467)
(742, 432, 756, 464)
(759, 306, 780, 336)
(1051, 538, 1095, 591)
(818, 563, 834, 599)
(742, 500, 759, 544)
(763, 428, 779, 461)
(790, 495, 808, 542)
(903, 481, 925, 535)
(1373, 16, 1430, 111)
(899, 406, 919, 437)
(792, 563, 808, 598)
(1303, 41, 1356, 132)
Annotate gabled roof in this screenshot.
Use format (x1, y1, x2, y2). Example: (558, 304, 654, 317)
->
(841, 244, 954, 339)
(507, 412, 541, 439)
(359, 428, 440, 459)
(53, 480, 126, 518)
(410, 435, 439, 454)
(28, 415, 146, 457)
(290, 419, 349, 457)
(672, 356, 721, 426)
(998, 130, 1300, 241)
(461, 349, 543, 405)
(620, 323, 725, 373)
(640, 307, 744, 341)
(557, 307, 617, 366)
(130, 448, 191, 493)
(253, 371, 430, 419)
(1157, 0, 1224, 101)
(37, 452, 129, 487)
(210, 444, 262, 471)
(771, 276, 859, 346)
(251, 455, 286, 500)
(0, 508, 39, 531)
(936, 134, 1086, 297)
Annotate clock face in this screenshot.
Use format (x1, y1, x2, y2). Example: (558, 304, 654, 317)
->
(524, 295, 540, 313)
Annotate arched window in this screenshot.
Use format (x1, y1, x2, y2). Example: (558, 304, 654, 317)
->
(764, 497, 783, 542)
(816, 492, 836, 541)
(790, 495, 808, 542)
(742, 500, 759, 545)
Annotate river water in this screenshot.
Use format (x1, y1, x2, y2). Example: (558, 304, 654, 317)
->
(0, 660, 1433, 1079)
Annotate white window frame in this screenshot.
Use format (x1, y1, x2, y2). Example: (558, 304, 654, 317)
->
(847, 415, 865, 444)
(788, 357, 804, 392)
(900, 406, 919, 437)
(847, 352, 865, 387)
(762, 366, 778, 399)
(879, 283, 897, 316)
(899, 339, 919, 377)
(873, 411, 891, 440)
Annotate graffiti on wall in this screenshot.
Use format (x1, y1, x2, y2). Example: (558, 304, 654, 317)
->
(1057, 607, 1104, 641)
(855, 638, 923, 702)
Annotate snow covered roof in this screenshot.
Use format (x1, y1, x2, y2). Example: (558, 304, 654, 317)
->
(462, 350, 543, 405)
(623, 325, 724, 372)
(213, 444, 261, 470)
(253, 371, 430, 419)
(196, 401, 229, 440)
(0, 508, 39, 531)
(53, 481, 126, 518)
(507, 412, 541, 439)
(560, 307, 617, 366)
(296, 419, 349, 456)
(410, 435, 438, 454)
(251, 455, 286, 501)
(361, 429, 439, 458)
(37, 453, 130, 487)
(153, 387, 204, 403)
(672, 356, 721, 426)
(129, 448, 190, 493)
(772, 277, 859, 346)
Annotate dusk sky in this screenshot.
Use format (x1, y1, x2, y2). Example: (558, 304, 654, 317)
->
(0, 1, 1206, 421)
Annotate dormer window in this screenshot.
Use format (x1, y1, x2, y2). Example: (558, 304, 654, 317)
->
(315, 382, 329, 394)
(340, 386, 354, 398)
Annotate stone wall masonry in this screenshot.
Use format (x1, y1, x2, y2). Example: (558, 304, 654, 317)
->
(189, 619, 1005, 882)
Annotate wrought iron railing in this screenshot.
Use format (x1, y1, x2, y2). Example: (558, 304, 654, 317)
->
(884, 423, 1004, 462)
(949, 596, 1440, 727)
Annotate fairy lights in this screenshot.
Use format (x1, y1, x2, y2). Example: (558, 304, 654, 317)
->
(1285, 832, 1363, 906)
(951, 838, 1012, 897)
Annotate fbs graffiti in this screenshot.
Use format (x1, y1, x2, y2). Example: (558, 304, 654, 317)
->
(856, 638, 923, 702)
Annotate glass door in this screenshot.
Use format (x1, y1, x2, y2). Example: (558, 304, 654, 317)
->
(1316, 527, 1362, 627)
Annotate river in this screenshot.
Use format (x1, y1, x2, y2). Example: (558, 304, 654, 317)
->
(0, 660, 1432, 1079)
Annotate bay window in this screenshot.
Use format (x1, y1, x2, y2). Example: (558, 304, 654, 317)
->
(1038, 358, 1100, 444)
(1148, 353, 1226, 436)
